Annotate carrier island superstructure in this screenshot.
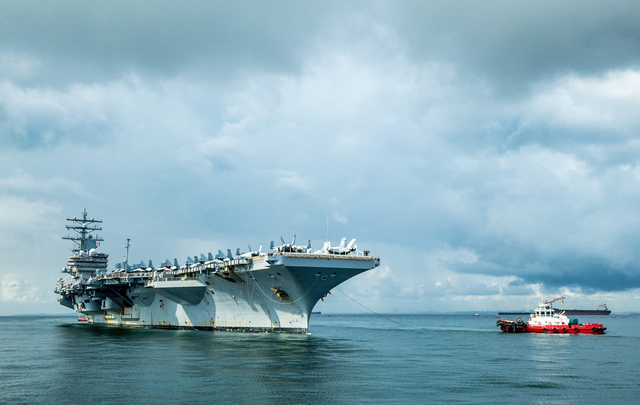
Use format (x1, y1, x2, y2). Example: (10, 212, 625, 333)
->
(54, 210, 380, 333)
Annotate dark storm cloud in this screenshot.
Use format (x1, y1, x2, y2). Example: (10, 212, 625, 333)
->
(459, 253, 640, 292)
(7, 1, 636, 158)
(392, 1, 640, 91)
(0, 1, 347, 85)
(4, 1, 639, 90)
(0, 99, 112, 151)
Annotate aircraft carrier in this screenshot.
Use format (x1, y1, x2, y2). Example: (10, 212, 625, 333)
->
(55, 210, 380, 333)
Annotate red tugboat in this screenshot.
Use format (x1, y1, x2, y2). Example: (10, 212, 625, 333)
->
(497, 297, 606, 334)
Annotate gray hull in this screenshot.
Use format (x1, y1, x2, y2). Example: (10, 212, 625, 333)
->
(65, 254, 378, 333)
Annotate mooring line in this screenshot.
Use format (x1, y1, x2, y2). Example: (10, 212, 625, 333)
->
(334, 287, 414, 329)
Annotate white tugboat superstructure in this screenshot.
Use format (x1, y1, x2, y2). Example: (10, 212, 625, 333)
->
(55, 210, 380, 333)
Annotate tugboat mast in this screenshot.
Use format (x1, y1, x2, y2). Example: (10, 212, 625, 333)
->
(543, 296, 565, 305)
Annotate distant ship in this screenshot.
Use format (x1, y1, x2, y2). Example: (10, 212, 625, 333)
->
(554, 304, 611, 316)
(498, 303, 611, 316)
(55, 210, 379, 333)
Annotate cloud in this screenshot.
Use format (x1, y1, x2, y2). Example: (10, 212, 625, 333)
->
(391, 1, 640, 91)
(3, 2, 640, 315)
(0, 62, 635, 303)
(0, 80, 113, 149)
(1, 274, 41, 303)
(333, 212, 348, 224)
(0, 196, 61, 232)
(274, 171, 318, 199)
(0, 1, 350, 87)
(525, 69, 640, 136)
(433, 143, 640, 292)
(0, 51, 41, 80)
(0, 173, 91, 198)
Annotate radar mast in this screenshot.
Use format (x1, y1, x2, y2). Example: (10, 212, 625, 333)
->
(62, 208, 104, 253)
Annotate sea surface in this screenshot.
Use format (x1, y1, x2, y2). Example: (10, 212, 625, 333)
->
(1, 313, 639, 404)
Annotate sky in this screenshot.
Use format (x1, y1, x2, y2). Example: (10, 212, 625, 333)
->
(2, 1, 640, 315)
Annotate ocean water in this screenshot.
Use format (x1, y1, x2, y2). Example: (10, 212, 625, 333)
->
(1, 314, 639, 404)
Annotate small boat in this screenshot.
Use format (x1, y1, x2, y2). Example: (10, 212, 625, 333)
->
(78, 316, 88, 322)
(497, 297, 606, 334)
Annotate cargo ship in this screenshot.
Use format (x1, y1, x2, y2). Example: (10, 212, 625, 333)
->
(555, 304, 610, 316)
(498, 302, 610, 316)
(54, 210, 380, 333)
